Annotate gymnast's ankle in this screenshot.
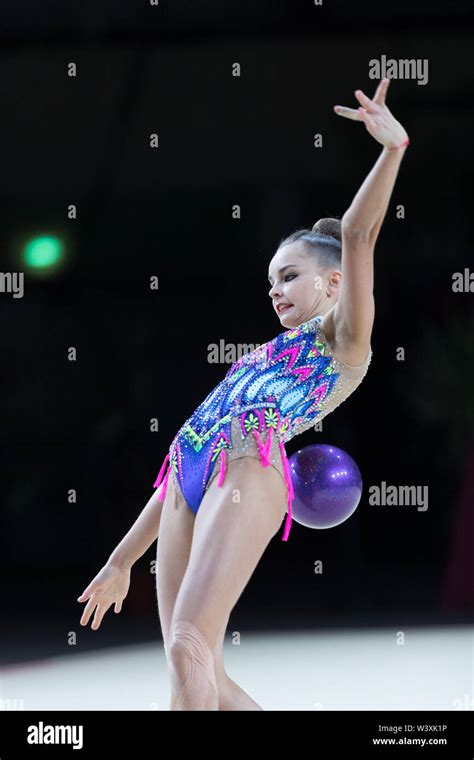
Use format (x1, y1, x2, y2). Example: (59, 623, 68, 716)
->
(217, 675, 264, 711)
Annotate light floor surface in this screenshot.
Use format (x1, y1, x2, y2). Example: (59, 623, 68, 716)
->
(1, 626, 472, 711)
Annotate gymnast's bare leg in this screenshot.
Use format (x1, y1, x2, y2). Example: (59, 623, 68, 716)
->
(162, 456, 288, 710)
(156, 464, 285, 709)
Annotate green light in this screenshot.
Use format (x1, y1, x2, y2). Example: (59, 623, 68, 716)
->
(24, 236, 63, 269)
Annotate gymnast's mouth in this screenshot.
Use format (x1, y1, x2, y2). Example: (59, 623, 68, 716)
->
(276, 303, 293, 314)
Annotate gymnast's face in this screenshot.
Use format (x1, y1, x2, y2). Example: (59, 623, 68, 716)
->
(268, 242, 340, 328)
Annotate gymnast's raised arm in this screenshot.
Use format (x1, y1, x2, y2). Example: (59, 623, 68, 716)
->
(332, 78, 409, 347)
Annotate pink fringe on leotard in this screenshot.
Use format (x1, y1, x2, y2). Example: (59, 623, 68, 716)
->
(153, 430, 294, 541)
(263, 427, 274, 465)
(253, 427, 294, 541)
(217, 447, 227, 486)
(153, 452, 171, 501)
(252, 427, 273, 467)
(278, 439, 294, 541)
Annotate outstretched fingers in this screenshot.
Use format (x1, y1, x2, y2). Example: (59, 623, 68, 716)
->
(372, 77, 390, 106)
(79, 595, 110, 629)
(79, 595, 98, 627)
(333, 105, 362, 121)
(78, 582, 108, 629)
(334, 104, 377, 129)
(354, 88, 378, 113)
(334, 78, 390, 122)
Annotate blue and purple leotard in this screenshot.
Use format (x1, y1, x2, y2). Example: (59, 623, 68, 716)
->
(153, 314, 372, 541)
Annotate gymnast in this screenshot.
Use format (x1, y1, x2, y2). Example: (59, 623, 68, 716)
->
(77, 78, 409, 710)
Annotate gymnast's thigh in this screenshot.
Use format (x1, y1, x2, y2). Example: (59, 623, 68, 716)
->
(170, 456, 288, 646)
(156, 470, 195, 645)
(205, 454, 289, 527)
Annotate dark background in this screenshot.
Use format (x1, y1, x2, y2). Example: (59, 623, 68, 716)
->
(1, 0, 473, 664)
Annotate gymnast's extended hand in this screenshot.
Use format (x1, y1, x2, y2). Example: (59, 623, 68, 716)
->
(77, 562, 131, 630)
(334, 78, 409, 150)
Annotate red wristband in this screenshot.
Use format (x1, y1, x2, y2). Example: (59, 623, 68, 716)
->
(387, 137, 410, 150)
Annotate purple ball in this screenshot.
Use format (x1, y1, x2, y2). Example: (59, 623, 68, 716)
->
(288, 444, 362, 529)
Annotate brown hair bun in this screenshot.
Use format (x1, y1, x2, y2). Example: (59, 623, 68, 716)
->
(311, 218, 342, 243)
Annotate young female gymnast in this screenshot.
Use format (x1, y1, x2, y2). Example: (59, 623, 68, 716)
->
(77, 78, 409, 710)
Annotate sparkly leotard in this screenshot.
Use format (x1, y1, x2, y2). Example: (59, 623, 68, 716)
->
(153, 314, 372, 541)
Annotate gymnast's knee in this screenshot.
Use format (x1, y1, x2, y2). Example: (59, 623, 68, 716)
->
(168, 619, 218, 691)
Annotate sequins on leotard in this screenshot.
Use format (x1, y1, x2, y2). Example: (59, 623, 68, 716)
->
(153, 314, 372, 541)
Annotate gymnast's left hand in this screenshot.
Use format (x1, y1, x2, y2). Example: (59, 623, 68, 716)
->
(333, 78, 409, 150)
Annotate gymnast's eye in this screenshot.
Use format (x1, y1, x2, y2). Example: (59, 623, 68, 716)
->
(268, 272, 297, 287)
